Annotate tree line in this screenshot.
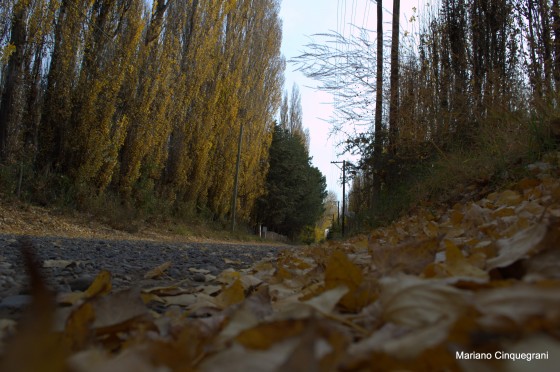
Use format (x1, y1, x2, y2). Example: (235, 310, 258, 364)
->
(295, 0, 560, 227)
(0, 0, 287, 225)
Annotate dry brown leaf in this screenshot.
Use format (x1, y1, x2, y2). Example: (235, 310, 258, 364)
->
(423, 220, 439, 238)
(423, 241, 488, 281)
(523, 245, 560, 281)
(89, 288, 150, 333)
(349, 320, 456, 360)
(474, 282, 560, 330)
(496, 189, 523, 206)
(85, 270, 113, 298)
(213, 279, 245, 309)
(517, 177, 541, 190)
(364, 276, 471, 359)
(199, 339, 300, 372)
(224, 258, 241, 264)
(216, 286, 273, 345)
(160, 293, 198, 307)
(380, 275, 468, 328)
(216, 268, 241, 284)
(501, 335, 560, 372)
(68, 346, 161, 372)
(239, 274, 263, 290)
(325, 250, 371, 312)
(235, 319, 307, 350)
(304, 285, 349, 315)
(64, 302, 95, 350)
(143, 261, 172, 279)
(487, 224, 545, 269)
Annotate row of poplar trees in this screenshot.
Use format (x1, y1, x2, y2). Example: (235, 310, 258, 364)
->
(0, 0, 284, 222)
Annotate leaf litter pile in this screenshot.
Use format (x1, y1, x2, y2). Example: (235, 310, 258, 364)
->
(3, 156, 560, 371)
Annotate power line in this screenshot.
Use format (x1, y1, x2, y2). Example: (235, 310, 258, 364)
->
(362, 0, 371, 30)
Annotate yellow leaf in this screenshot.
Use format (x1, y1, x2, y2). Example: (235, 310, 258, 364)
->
(144, 261, 172, 279)
(216, 268, 241, 284)
(85, 270, 112, 299)
(424, 241, 488, 281)
(496, 189, 522, 206)
(325, 250, 362, 291)
(491, 206, 516, 218)
(140, 292, 164, 304)
(64, 302, 95, 350)
(423, 221, 439, 238)
(214, 279, 245, 309)
(517, 177, 541, 190)
(450, 208, 464, 225)
(236, 319, 307, 350)
(325, 250, 372, 311)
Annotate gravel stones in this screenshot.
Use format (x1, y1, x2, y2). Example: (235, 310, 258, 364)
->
(0, 234, 285, 303)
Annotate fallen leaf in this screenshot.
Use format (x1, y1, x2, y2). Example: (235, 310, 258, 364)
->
(160, 293, 198, 307)
(143, 261, 172, 279)
(380, 275, 468, 328)
(43, 259, 75, 268)
(496, 189, 523, 206)
(189, 268, 210, 274)
(474, 282, 560, 330)
(423, 241, 488, 281)
(216, 286, 273, 345)
(304, 286, 349, 315)
(89, 288, 150, 333)
(64, 302, 95, 350)
(325, 250, 370, 311)
(501, 335, 560, 372)
(235, 319, 307, 350)
(199, 339, 300, 372)
(487, 218, 560, 270)
(85, 270, 113, 299)
(216, 268, 241, 284)
(224, 258, 241, 264)
(240, 274, 263, 290)
(68, 345, 161, 372)
(213, 279, 245, 309)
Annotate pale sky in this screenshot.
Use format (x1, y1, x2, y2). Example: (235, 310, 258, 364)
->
(279, 0, 423, 202)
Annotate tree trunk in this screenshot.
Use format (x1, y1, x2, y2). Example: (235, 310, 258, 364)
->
(553, 0, 560, 91)
(373, 0, 383, 207)
(0, 1, 28, 160)
(388, 0, 400, 155)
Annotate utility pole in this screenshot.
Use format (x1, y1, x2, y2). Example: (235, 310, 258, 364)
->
(331, 160, 346, 237)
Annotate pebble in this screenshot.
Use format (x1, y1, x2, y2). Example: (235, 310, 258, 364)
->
(68, 275, 93, 292)
(192, 273, 206, 283)
(0, 295, 32, 311)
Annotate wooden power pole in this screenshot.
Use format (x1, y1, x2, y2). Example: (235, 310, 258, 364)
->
(331, 160, 346, 237)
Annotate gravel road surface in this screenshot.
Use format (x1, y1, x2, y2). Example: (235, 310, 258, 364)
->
(0, 234, 287, 318)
